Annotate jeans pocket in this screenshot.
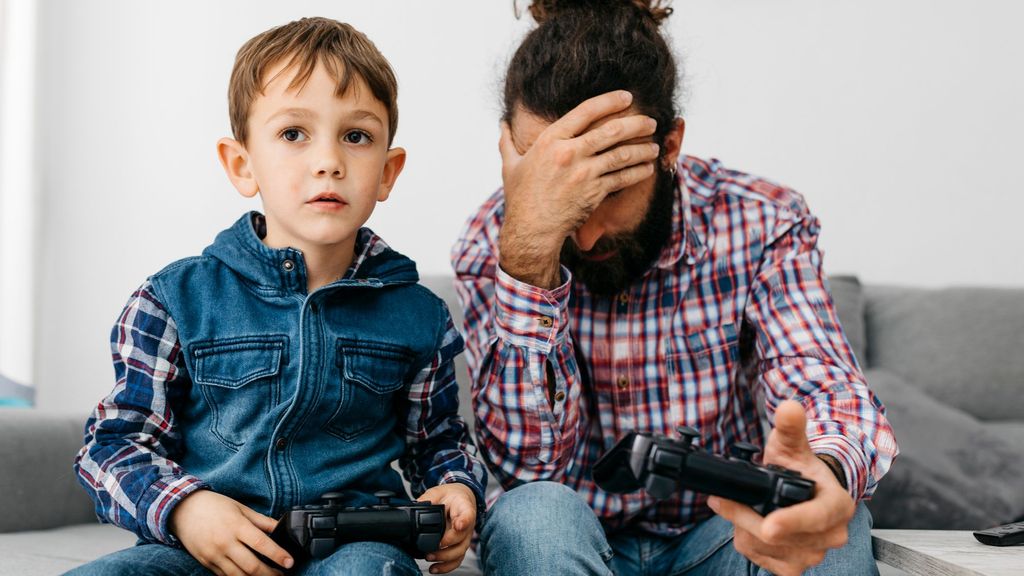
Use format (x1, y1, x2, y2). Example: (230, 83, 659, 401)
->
(326, 339, 414, 440)
(192, 336, 286, 450)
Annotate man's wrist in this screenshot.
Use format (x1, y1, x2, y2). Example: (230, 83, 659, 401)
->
(816, 454, 848, 490)
(498, 226, 563, 289)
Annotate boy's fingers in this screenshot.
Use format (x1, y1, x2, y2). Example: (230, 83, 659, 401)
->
(549, 91, 634, 139)
(239, 506, 278, 533)
(238, 522, 292, 571)
(430, 558, 465, 575)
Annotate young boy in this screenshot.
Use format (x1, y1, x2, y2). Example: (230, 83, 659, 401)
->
(71, 17, 485, 576)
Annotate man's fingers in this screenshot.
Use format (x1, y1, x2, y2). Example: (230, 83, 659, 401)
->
(593, 141, 660, 177)
(707, 496, 765, 536)
(769, 400, 812, 456)
(596, 160, 655, 195)
(580, 114, 658, 157)
(498, 121, 521, 164)
(549, 90, 635, 138)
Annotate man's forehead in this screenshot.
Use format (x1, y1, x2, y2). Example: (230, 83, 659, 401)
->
(509, 105, 640, 154)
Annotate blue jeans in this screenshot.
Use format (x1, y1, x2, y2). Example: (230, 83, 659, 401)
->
(64, 540, 421, 576)
(478, 482, 879, 576)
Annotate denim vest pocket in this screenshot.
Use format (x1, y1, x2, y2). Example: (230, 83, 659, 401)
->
(327, 339, 414, 441)
(192, 336, 286, 450)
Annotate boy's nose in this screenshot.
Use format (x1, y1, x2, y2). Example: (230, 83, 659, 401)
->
(313, 148, 345, 178)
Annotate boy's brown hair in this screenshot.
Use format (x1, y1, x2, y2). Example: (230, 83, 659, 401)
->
(228, 17, 399, 146)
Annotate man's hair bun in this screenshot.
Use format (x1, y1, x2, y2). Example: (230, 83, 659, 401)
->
(525, 0, 673, 25)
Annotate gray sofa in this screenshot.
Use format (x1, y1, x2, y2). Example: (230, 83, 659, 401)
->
(1, 275, 1022, 575)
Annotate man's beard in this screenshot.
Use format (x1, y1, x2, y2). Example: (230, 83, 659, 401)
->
(560, 167, 676, 297)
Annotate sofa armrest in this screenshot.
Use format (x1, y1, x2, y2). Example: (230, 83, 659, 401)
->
(0, 409, 97, 532)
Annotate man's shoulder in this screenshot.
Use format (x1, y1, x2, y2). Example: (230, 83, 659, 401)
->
(683, 156, 810, 220)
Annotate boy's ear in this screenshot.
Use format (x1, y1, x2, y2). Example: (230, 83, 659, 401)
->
(217, 137, 259, 198)
(376, 147, 406, 202)
(661, 118, 686, 171)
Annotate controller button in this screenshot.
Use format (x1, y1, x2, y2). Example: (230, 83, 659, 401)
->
(779, 481, 813, 503)
(309, 538, 337, 559)
(729, 442, 760, 462)
(419, 512, 443, 526)
(311, 516, 335, 530)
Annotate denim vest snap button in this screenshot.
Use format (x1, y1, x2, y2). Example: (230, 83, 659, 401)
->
(275, 437, 287, 450)
(282, 259, 295, 272)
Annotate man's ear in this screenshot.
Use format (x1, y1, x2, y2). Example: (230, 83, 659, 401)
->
(661, 118, 686, 171)
(376, 147, 407, 202)
(217, 137, 259, 198)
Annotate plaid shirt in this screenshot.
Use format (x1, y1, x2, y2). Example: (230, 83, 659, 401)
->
(75, 228, 486, 545)
(452, 155, 898, 536)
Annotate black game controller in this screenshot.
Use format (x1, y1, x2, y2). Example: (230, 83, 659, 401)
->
(592, 426, 816, 514)
(270, 490, 445, 561)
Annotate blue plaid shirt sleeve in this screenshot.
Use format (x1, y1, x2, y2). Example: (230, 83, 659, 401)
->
(73, 281, 208, 545)
(398, 304, 488, 516)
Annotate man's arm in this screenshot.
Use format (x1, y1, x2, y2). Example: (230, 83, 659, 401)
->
(73, 281, 208, 545)
(452, 214, 584, 487)
(744, 202, 898, 500)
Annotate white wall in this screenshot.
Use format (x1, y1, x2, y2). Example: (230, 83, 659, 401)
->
(23, 0, 1024, 412)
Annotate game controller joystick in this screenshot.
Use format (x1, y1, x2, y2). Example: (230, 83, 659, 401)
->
(592, 426, 816, 514)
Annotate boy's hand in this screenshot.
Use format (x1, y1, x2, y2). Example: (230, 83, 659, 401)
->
(169, 490, 293, 576)
(418, 482, 477, 574)
(706, 401, 856, 576)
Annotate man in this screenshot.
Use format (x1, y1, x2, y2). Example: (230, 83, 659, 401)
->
(452, 2, 897, 575)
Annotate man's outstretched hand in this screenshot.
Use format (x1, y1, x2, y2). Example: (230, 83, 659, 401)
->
(707, 400, 856, 576)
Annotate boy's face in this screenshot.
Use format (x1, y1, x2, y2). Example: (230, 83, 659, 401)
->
(219, 59, 404, 255)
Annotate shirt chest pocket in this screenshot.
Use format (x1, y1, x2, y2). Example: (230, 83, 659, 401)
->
(192, 337, 286, 450)
(666, 323, 739, 435)
(326, 340, 415, 441)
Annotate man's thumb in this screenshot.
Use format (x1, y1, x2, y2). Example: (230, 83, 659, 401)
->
(771, 400, 811, 454)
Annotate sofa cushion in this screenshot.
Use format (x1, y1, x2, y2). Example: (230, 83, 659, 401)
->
(864, 368, 1024, 529)
(826, 275, 867, 369)
(864, 285, 1024, 421)
(0, 409, 97, 532)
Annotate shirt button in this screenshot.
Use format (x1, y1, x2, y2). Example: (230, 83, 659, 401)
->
(275, 437, 287, 450)
(538, 316, 553, 328)
(554, 390, 566, 403)
(282, 259, 295, 271)
(617, 376, 629, 390)
(618, 293, 629, 305)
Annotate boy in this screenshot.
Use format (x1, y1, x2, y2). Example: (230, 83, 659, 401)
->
(71, 17, 485, 576)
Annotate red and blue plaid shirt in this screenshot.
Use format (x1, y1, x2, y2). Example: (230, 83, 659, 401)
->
(451, 155, 898, 536)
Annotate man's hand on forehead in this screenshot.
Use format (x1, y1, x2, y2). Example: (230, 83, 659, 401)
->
(497, 90, 661, 289)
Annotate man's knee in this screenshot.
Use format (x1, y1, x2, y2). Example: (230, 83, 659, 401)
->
(485, 481, 594, 536)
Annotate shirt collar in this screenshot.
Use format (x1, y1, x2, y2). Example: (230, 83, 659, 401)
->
(654, 156, 707, 270)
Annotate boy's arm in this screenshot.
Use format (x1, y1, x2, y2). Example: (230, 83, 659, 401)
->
(73, 281, 208, 545)
(449, 194, 585, 488)
(398, 305, 487, 520)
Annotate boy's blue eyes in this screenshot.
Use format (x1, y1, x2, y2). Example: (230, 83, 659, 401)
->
(279, 128, 373, 145)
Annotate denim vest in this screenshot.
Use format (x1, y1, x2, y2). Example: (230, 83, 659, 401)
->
(148, 213, 447, 518)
